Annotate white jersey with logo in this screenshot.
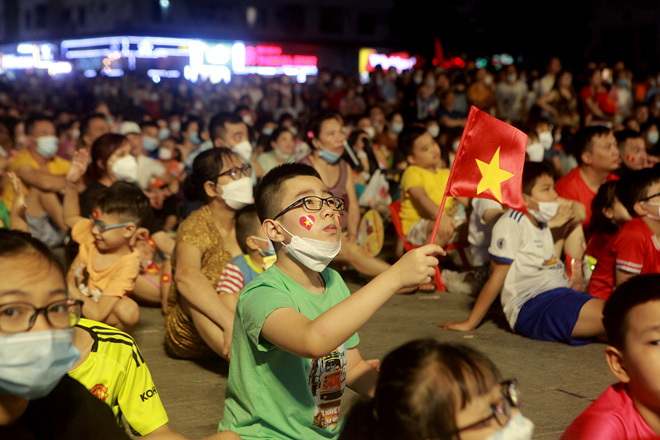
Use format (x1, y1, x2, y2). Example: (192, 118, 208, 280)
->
(488, 210, 569, 328)
(468, 198, 503, 266)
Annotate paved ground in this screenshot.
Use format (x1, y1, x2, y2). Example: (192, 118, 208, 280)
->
(134, 274, 613, 440)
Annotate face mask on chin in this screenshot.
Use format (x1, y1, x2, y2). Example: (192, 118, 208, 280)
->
(276, 222, 341, 272)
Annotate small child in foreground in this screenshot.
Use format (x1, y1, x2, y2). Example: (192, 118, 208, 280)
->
(216, 163, 443, 439)
(562, 274, 660, 439)
(64, 149, 151, 333)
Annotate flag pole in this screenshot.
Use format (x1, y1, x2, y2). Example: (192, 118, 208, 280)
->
(429, 185, 451, 245)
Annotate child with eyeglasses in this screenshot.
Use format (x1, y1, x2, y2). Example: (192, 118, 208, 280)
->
(339, 339, 534, 440)
(589, 167, 660, 299)
(213, 163, 443, 439)
(0, 229, 130, 439)
(64, 149, 151, 333)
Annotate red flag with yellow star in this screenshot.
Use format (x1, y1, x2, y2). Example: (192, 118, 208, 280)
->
(430, 106, 527, 241)
(447, 106, 527, 209)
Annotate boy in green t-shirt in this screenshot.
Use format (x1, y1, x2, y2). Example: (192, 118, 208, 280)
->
(217, 163, 443, 439)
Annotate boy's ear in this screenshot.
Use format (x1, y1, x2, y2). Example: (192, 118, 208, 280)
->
(263, 219, 285, 243)
(245, 236, 260, 252)
(522, 194, 537, 211)
(406, 154, 417, 165)
(633, 201, 648, 217)
(605, 345, 631, 383)
(123, 223, 137, 239)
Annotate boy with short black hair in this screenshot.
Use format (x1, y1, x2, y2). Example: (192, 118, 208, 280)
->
(442, 161, 604, 345)
(562, 274, 660, 439)
(589, 167, 660, 299)
(398, 125, 456, 247)
(64, 150, 151, 333)
(216, 205, 275, 295)
(218, 163, 442, 439)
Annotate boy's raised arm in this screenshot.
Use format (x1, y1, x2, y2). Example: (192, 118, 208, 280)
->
(64, 149, 89, 229)
(440, 260, 510, 331)
(261, 244, 444, 359)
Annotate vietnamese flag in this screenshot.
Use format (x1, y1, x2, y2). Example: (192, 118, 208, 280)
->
(431, 106, 527, 240)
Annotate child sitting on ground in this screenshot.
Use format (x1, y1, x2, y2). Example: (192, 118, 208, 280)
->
(69, 318, 185, 439)
(442, 161, 605, 345)
(585, 181, 632, 262)
(216, 163, 443, 439)
(64, 149, 151, 333)
(216, 205, 276, 295)
(589, 167, 660, 299)
(562, 274, 660, 439)
(398, 125, 457, 248)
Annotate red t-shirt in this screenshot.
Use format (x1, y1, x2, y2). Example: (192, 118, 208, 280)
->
(561, 383, 657, 440)
(585, 230, 617, 261)
(588, 218, 660, 299)
(555, 168, 619, 232)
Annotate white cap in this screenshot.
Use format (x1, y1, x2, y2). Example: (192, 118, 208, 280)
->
(118, 121, 141, 135)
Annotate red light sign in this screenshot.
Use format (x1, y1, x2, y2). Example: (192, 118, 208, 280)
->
(245, 45, 317, 67)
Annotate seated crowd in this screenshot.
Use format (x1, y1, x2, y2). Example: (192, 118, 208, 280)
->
(3, 55, 660, 439)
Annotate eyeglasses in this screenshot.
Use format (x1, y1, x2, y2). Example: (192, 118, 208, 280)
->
(90, 216, 135, 233)
(641, 191, 660, 201)
(0, 299, 83, 334)
(273, 196, 345, 220)
(215, 164, 252, 181)
(455, 380, 520, 433)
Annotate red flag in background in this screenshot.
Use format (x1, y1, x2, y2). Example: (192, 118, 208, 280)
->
(446, 106, 527, 211)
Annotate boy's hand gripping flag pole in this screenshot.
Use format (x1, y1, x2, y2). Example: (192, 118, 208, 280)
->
(429, 106, 528, 243)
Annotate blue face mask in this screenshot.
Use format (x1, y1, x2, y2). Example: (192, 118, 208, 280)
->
(251, 236, 276, 257)
(263, 128, 274, 136)
(0, 329, 81, 400)
(317, 140, 344, 164)
(158, 128, 171, 141)
(142, 136, 159, 152)
(189, 132, 201, 145)
(36, 135, 59, 159)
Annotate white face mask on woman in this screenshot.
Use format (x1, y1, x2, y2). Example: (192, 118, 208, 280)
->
(277, 222, 341, 272)
(110, 155, 138, 182)
(215, 176, 254, 210)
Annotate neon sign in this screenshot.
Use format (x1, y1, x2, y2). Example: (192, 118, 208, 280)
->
(359, 48, 416, 74)
(244, 45, 317, 68)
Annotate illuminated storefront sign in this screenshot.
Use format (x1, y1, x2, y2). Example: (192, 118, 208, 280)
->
(359, 48, 417, 77)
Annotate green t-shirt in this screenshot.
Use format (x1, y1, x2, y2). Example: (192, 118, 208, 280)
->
(0, 198, 10, 229)
(219, 265, 360, 439)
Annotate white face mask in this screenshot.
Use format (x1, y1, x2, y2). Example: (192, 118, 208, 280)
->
(232, 140, 253, 163)
(428, 125, 440, 138)
(216, 176, 253, 210)
(111, 155, 138, 182)
(538, 131, 553, 150)
(526, 142, 544, 162)
(274, 148, 293, 160)
(486, 412, 535, 440)
(277, 222, 341, 272)
(36, 135, 59, 159)
(158, 147, 172, 161)
(363, 126, 376, 139)
(529, 197, 559, 223)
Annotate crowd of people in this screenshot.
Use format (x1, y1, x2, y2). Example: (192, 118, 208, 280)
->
(2, 54, 660, 439)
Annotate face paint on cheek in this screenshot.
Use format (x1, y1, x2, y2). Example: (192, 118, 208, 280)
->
(627, 155, 635, 162)
(338, 215, 341, 228)
(147, 238, 156, 248)
(300, 215, 315, 230)
(93, 210, 100, 219)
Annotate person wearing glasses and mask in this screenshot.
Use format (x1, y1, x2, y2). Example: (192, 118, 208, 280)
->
(64, 149, 151, 334)
(165, 148, 253, 361)
(0, 229, 130, 439)
(339, 339, 534, 440)
(214, 163, 443, 439)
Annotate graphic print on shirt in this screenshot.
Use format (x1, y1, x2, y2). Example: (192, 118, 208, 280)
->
(308, 342, 347, 429)
(90, 383, 109, 402)
(72, 262, 103, 302)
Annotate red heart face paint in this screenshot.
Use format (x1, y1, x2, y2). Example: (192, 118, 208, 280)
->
(626, 155, 635, 162)
(92, 210, 100, 219)
(300, 215, 315, 230)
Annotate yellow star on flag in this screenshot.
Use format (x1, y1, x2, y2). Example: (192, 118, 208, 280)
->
(475, 147, 514, 203)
